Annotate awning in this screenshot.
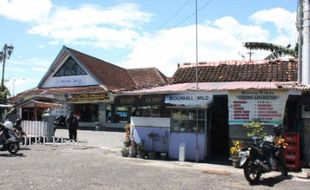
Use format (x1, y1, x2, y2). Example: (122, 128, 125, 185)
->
(30, 100, 62, 108)
(0, 104, 13, 108)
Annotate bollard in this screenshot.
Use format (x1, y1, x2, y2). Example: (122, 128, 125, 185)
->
(179, 143, 186, 162)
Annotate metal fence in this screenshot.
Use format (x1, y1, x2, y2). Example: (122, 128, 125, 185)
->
(20, 120, 88, 147)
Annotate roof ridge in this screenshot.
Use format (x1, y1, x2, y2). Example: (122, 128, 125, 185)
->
(179, 59, 297, 68)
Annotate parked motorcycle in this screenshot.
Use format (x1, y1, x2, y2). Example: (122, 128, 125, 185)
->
(13, 119, 26, 144)
(240, 126, 288, 184)
(0, 123, 20, 155)
(54, 115, 66, 132)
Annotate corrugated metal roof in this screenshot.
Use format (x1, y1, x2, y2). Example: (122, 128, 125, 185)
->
(124, 82, 310, 95)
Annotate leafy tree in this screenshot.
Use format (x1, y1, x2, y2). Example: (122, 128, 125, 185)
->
(243, 42, 298, 60)
(0, 85, 10, 103)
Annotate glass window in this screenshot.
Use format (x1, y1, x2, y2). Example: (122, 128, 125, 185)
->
(54, 57, 87, 77)
(171, 109, 206, 133)
(106, 104, 130, 123)
(73, 104, 98, 122)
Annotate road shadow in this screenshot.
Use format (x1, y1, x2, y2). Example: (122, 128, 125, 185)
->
(0, 153, 25, 157)
(251, 175, 292, 187)
(20, 147, 31, 151)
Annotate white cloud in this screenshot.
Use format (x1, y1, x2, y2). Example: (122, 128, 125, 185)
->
(121, 9, 297, 77)
(27, 3, 151, 49)
(121, 17, 270, 76)
(250, 8, 295, 33)
(0, 0, 52, 22)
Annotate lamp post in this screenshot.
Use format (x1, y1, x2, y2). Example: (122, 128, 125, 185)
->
(0, 43, 14, 103)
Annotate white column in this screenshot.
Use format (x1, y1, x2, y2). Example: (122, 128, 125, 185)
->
(302, 0, 310, 85)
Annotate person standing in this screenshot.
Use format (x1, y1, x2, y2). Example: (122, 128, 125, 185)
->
(66, 112, 79, 141)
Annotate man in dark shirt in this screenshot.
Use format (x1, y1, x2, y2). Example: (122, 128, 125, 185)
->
(66, 112, 79, 141)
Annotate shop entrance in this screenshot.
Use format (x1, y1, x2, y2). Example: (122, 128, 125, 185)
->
(207, 95, 229, 162)
(284, 95, 300, 130)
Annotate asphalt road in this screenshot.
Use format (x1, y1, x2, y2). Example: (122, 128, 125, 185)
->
(0, 130, 309, 190)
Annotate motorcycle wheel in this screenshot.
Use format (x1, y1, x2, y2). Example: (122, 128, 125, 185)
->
(243, 158, 262, 184)
(8, 142, 19, 155)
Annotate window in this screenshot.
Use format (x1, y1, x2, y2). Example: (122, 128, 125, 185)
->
(171, 109, 206, 133)
(106, 105, 130, 123)
(54, 57, 87, 77)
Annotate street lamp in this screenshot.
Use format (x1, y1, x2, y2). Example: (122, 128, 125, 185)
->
(0, 43, 14, 103)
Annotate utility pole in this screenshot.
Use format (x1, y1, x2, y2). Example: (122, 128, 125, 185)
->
(302, 0, 310, 85)
(297, 0, 303, 83)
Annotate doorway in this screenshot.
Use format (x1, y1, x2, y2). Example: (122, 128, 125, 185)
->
(207, 95, 229, 162)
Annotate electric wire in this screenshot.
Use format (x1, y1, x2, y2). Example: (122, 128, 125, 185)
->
(170, 0, 213, 29)
(157, 0, 193, 29)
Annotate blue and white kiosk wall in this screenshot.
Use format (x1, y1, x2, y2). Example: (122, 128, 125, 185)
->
(165, 92, 212, 161)
(131, 92, 213, 161)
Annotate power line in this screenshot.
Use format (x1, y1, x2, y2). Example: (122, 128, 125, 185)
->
(170, 0, 213, 29)
(157, 0, 193, 29)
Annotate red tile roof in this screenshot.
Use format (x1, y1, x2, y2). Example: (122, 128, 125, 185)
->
(172, 59, 297, 84)
(127, 68, 168, 88)
(67, 47, 136, 91)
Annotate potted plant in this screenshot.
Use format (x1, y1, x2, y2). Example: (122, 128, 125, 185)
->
(230, 140, 241, 168)
(148, 132, 159, 159)
(129, 140, 138, 158)
(245, 120, 266, 139)
(121, 147, 129, 157)
(137, 141, 145, 159)
(121, 124, 131, 157)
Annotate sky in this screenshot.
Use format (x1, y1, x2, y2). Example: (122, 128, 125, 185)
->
(0, 0, 298, 96)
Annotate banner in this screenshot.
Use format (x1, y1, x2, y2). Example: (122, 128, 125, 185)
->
(228, 90, 288, 125)
(165, 92, 213, 106)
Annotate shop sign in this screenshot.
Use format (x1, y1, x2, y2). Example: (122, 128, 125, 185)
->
(67, 93, 109, 102)
(141, 95, 165, 105)
(228, 90, 288, 125)
(115, 96, 138, 105)
(55, 77, 86, 86)
(165, 92, 213, 106)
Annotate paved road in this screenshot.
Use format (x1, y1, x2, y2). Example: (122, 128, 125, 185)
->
(0, 130, 309, 190)
(54, 129, 124, 150)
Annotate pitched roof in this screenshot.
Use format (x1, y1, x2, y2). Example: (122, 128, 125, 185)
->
(67, 47, 136, 91)
(127, 68, 168, 88)
(172, 59, 297, 84)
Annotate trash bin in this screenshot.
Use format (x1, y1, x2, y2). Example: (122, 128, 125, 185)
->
(179, 143, 186, 162)
(42, 112, 55, 142)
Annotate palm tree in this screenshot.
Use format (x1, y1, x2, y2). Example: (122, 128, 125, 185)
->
(243, 42, 298, 60)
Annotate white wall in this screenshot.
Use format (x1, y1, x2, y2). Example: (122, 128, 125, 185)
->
(42, 75, 98, 88)
(131, 116, 170, 128)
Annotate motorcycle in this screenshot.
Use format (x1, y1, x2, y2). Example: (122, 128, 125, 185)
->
(54, 115, 66, 132)
(240, 126, 288, 184)
(0, 123, 20, 155)
(13, 119, 27, 144)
